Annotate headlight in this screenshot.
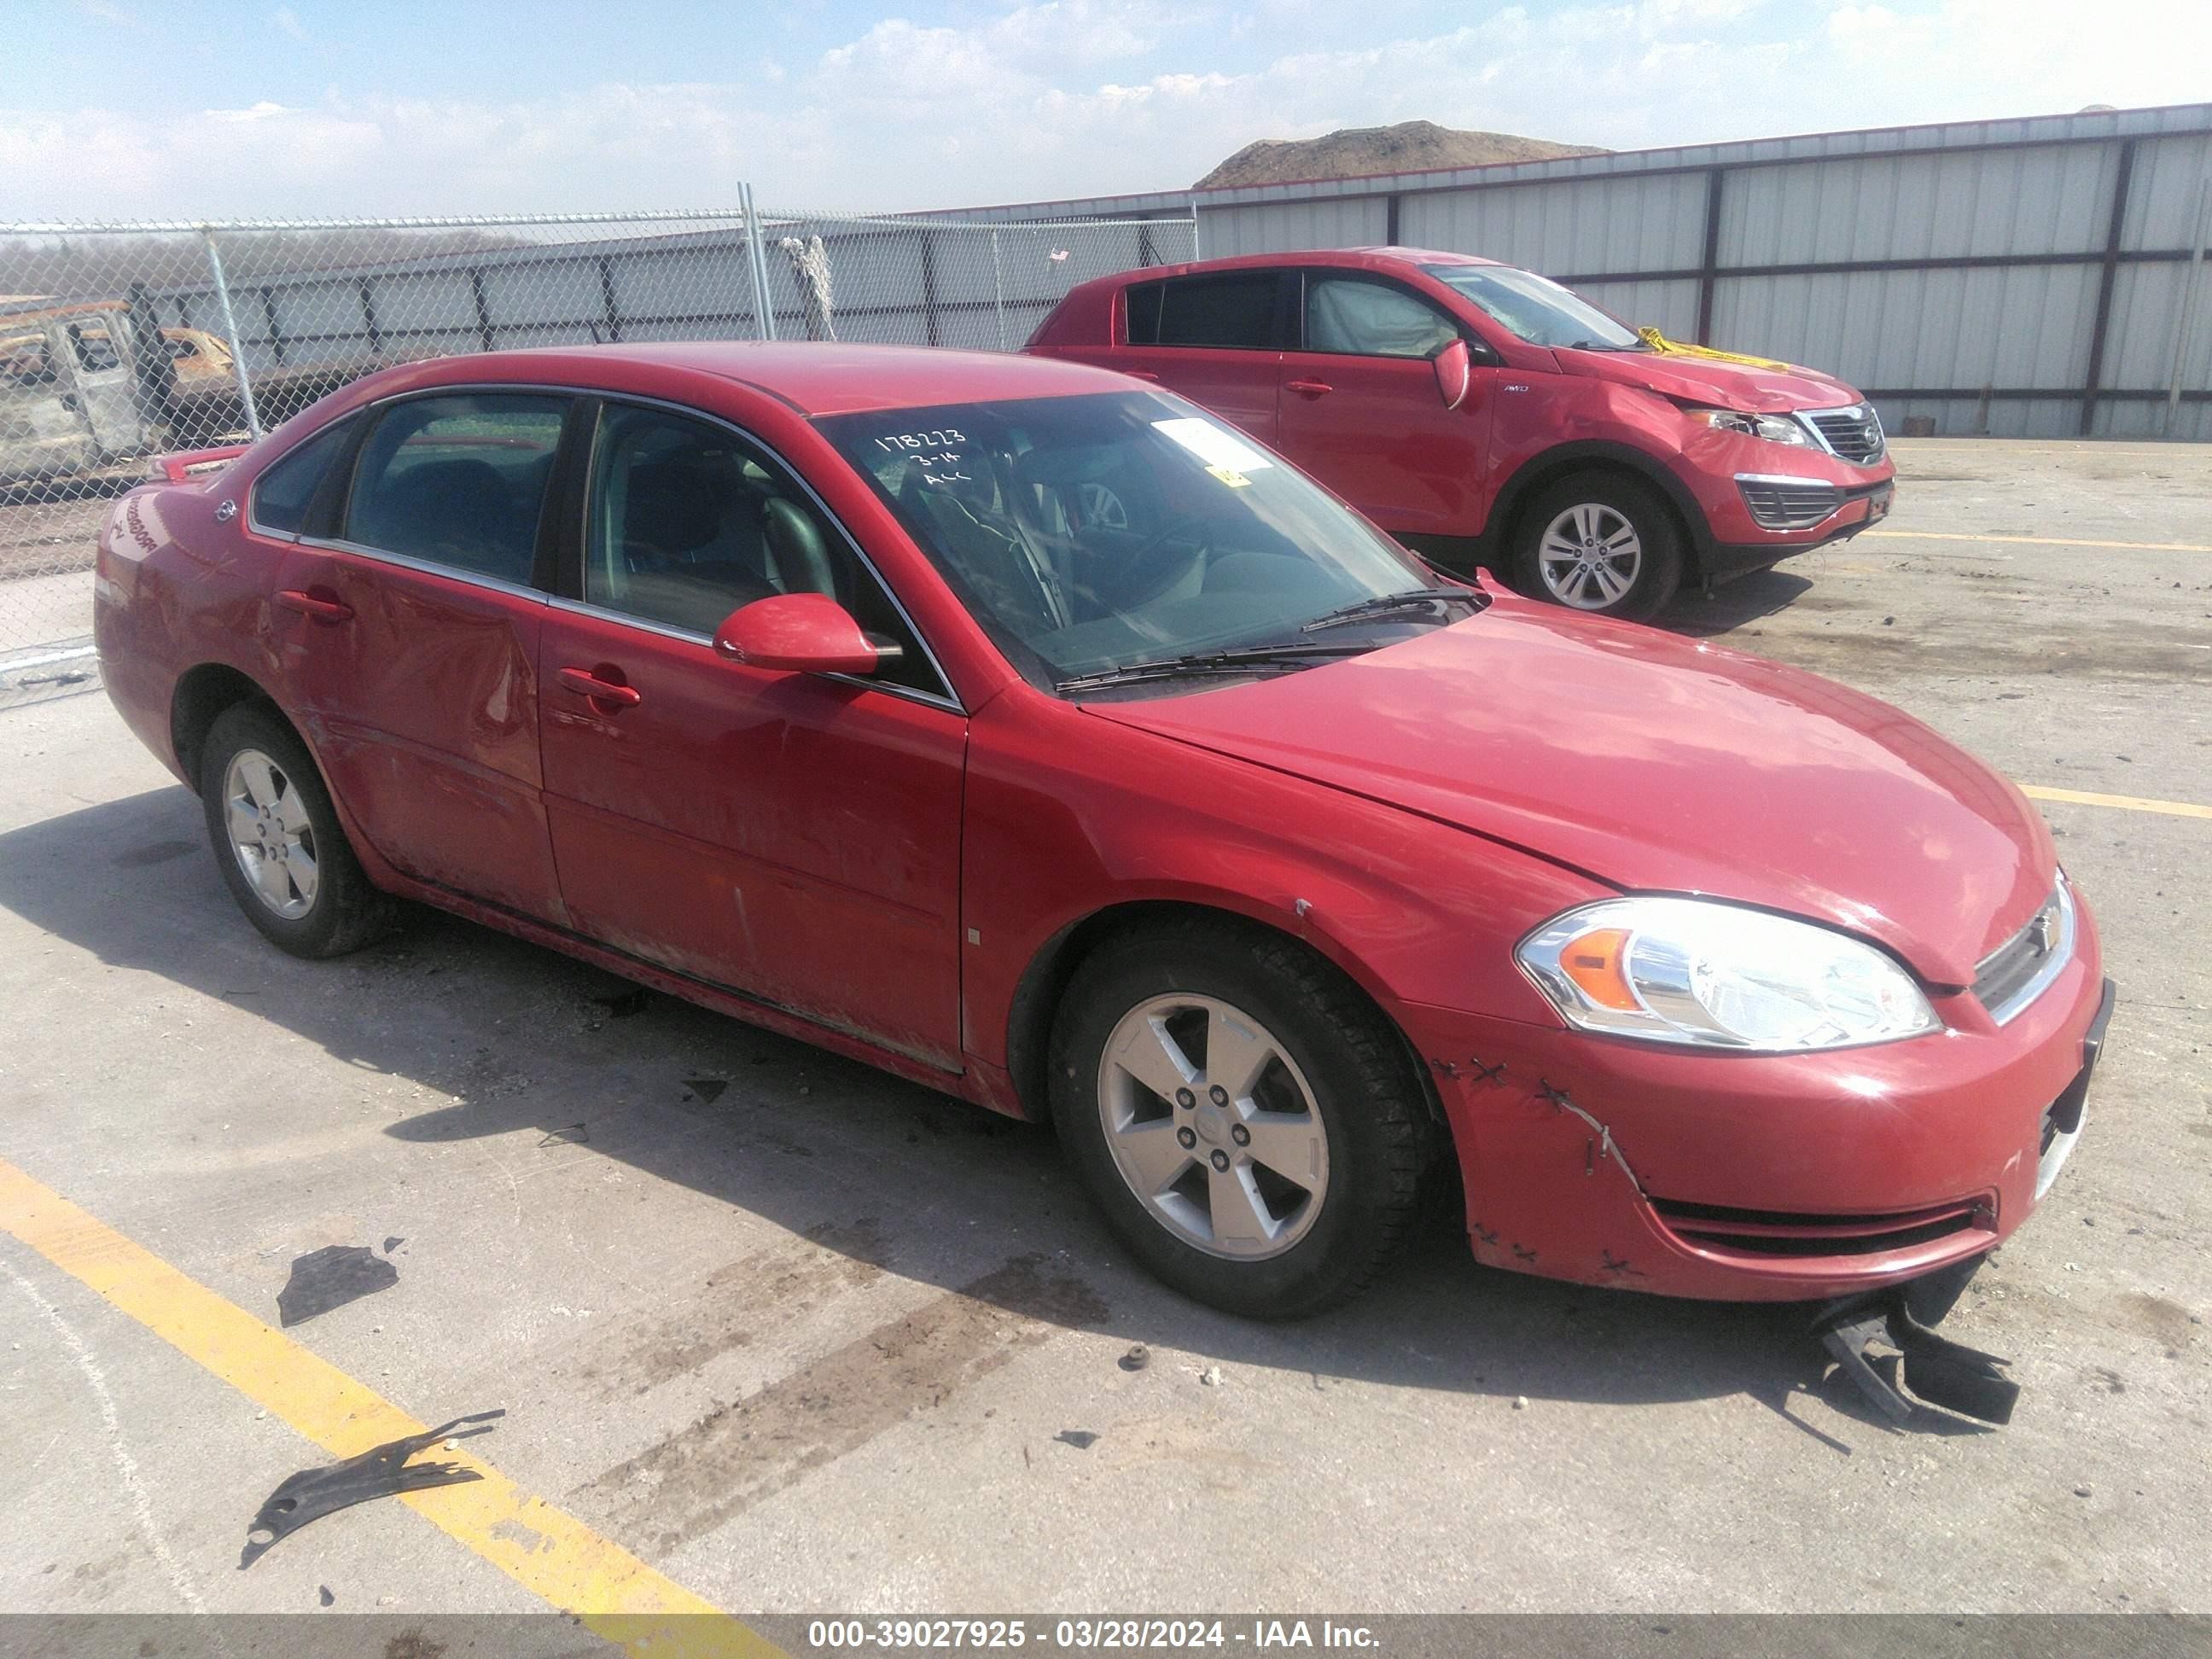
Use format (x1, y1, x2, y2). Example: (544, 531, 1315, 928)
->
(1516, 897, 1941, 1051)
(1690, 408, 1819, 449)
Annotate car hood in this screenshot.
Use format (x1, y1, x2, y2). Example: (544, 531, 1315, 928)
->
(1555, 345, 1860, 414)
(1086, 597, 2052, 984)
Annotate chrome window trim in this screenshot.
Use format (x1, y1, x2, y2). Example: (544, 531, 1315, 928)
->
(583, 389, 963, 712)
(1975, 879, 2077, 1027)
(292, 535, 552, 604)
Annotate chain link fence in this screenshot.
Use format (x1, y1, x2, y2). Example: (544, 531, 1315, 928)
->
(0, 204, 1194, 696)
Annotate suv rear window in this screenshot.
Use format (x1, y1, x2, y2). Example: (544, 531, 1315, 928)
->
(1125, 273, 1278, 351)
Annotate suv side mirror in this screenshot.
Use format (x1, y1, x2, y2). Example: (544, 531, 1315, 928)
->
(1434, 337, 1472, 410)
(713, 593, 898, 677)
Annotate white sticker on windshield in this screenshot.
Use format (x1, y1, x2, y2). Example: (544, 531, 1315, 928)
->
(1151, 417, 1273, 474)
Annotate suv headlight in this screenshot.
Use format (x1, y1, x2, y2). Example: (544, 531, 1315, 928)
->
(1690, 408, 1819, 450)
(1516, 897, 1941, 1051)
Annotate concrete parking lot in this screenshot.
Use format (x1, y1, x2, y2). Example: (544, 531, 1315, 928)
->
(0, 439, 2207, 1627)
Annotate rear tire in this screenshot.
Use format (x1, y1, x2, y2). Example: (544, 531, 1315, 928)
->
(1511, 471, 1683, 621)
(199, 702, 393, 958)
(1048, 918, 1433, 1319)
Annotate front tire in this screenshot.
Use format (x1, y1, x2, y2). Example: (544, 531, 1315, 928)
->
(199, 702, 392, 958)
(1048, 919, 1433, 1319)
(1511, 471, 1684, 621)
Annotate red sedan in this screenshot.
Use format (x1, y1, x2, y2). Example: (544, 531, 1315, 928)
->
(96, 343, 2107, 1330)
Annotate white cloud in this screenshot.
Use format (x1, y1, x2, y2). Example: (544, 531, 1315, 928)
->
(271, 6, 307, 43)
(3, 0, 2209, 219)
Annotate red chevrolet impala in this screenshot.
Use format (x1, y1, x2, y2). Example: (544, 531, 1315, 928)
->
(95, 343, 2108, 1342)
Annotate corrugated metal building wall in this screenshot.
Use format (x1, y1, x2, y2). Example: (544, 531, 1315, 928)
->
(941, 103, 2212, 439)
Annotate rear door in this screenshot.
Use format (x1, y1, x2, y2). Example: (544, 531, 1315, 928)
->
(55, 315, 147, 457)
(536, 398, 968, 1071)
(273, 390, 572, 923)
(1112, 270, 1291, 445)
(1274, 271, 1495, 537)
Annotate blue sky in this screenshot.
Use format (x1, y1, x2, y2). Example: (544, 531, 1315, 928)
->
(8, 0, 2209, 218)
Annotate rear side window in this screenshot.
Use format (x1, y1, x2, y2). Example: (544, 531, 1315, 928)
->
(250, 416, 359, 537)
(1303, 276, 1459, 359)
(344, 393, 568, 585)
(1123, 282, 1165, 346)
(1153, 273, 1279, 350)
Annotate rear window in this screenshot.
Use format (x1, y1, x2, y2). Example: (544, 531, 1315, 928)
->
(250, 416, 359, 537)
(1136, 273, 1278, 351)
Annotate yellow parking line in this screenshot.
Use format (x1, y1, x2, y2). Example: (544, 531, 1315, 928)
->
(1866, 529, 2212, 553)
(2023, 784, 2212, 820)
(0, 1156, 776, 1658)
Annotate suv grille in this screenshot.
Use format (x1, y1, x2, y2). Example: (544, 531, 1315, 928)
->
(1806, 405, 1886, 464)
(1738, 478, 1842, 530)
(1973, 884, 2074, 1025)
(1649, 1196, 1987, 1259)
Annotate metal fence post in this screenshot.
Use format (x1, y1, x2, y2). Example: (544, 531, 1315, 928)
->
(201, 229, 263, 439)
(2167, 178, 2210, 435)
(739, 183, 777, 341)
(990, 228, 1008, 350)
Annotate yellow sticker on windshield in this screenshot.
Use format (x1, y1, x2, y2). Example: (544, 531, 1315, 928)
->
(1206, 464, 1252, 488)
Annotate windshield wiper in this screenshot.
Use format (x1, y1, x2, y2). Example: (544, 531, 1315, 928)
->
(1301, 586, 1481, 634)
(1057, 642, 1370, 694)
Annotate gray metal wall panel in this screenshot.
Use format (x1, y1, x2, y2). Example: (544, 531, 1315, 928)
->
(2121, 132, 2212, 248)
(1197, 198, 1387, 256)
(1399, 172, 1707, 274)
(1712, 265, 2097, 390)
(1720, 143, 2116, 265)
(2103, 261, 2212, 391)
(1880, 394, 2080, 438)
(1567, 278, 1700, 339)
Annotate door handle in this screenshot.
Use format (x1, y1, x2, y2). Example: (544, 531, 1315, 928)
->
(557, 666, 642, 709)
(274, 588, 353, 623)
(1285, 379, 1333, 398)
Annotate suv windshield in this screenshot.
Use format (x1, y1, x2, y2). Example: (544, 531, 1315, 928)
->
(1421, 264, 1644, 352)
(821, 391, 1471, 695)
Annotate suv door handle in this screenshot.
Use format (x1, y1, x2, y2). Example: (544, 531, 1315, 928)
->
(274, 588, 353, 623)
(557, 667, 642, 709)
(1285, 379, 1333, 398)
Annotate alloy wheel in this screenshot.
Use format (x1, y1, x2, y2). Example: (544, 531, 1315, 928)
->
(1538, 503, 1644, 609)
(1095, 993, 1330, 1260)
(223, 748, 320, 920)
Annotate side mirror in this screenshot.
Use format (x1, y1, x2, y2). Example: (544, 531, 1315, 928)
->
(713, 593, 897, 677)
(1434, 337, 1472, 410)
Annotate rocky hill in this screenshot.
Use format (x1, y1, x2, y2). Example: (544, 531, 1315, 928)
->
(1196, 119, 1604, 189)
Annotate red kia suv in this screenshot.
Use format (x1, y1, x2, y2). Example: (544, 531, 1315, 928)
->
(1027, 248, 1896, 620)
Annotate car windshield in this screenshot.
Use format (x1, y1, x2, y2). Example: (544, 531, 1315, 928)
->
(1421, 264, 1645, 352)
(820, 391, 1467, 695)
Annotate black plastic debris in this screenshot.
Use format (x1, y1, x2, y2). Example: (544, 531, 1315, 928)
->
(382, 1237, 405, 1255)
(277, 1245, 398, 1328)
(241, 1411, 504, 1569)
(684, 1078, 728, 1105)
(1815, 1258, 2018, 1426)
(318, 1585, 335, 1606)
(593, 988, 650, 1019)
(538, 1124, 590, 1147)
(1055, 1430, 1099, 1450)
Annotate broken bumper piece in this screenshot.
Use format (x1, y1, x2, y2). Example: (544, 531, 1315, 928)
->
(1814, 1254, 2017, 1426)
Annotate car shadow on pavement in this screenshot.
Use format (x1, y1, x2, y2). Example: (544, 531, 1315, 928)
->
(1657, 568, 1816, 638)
(0, 784, 1972, 1451)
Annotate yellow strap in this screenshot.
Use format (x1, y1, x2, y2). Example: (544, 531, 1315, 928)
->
(1636, 325, 1796, 373)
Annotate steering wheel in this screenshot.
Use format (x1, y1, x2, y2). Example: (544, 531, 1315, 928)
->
(1111, 515, 1212, 610)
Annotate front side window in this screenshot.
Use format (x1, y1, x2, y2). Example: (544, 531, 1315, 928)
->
(68, 324, 122, 372)
(250, 415, 359, 537)
(1421, 263, 1644, 352)
(823, 391, 1470, 696)
(1303, 276, 1459, 359)
(344, 393, 568, 585)
(585, 403, 945, 697)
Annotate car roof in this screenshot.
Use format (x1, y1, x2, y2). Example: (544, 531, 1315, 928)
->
(413, 341, 1134, 417)
(1092, 247, 1506, 287)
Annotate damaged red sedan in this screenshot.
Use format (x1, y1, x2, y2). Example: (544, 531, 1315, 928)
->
(96, 344, 2110, 1356)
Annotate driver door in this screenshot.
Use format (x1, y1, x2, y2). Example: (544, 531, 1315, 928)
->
(538, 398, 969, 1071)
(1273, 271, 1493, 538)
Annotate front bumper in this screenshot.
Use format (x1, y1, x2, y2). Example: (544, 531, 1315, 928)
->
(1403, 906, 2109, 1301)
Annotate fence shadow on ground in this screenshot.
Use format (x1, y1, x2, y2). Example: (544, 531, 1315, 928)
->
(0, 781, 1978, 1451)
